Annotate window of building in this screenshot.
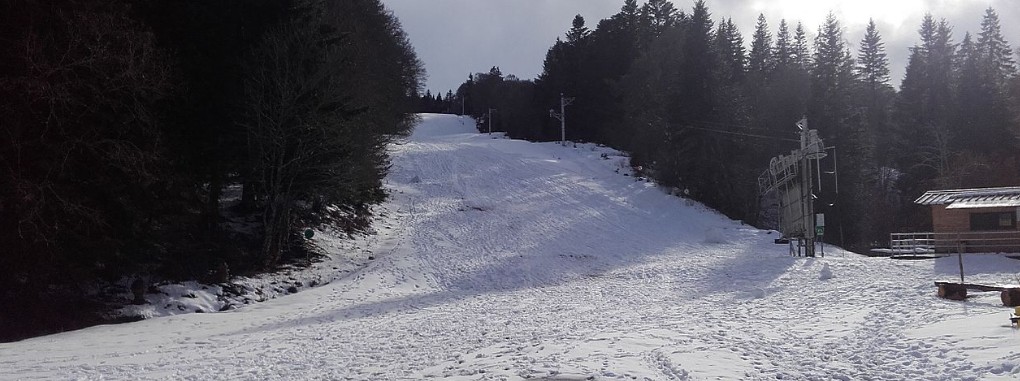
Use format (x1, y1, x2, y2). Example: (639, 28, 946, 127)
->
(970, 212, 1017, 231)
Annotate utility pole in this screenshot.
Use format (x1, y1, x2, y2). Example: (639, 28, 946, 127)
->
(487, 108, 496, 134)
(549, 93, 575, 146)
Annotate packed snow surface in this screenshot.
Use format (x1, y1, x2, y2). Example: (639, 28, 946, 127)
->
(4, 113, 1020, 380)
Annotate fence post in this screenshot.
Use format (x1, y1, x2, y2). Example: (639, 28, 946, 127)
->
(957, 236, 965, 284)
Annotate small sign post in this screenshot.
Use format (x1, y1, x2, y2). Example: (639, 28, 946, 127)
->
(815, 213, 825, 256)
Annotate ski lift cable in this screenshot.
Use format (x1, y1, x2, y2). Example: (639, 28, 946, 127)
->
(689, 119, 795, 133)
(683, 125, 800, 143)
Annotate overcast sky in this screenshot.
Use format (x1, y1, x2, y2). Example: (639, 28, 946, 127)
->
(382, 0, 1019, 94)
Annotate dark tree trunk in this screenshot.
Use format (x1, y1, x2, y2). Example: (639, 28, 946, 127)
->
(205, 169, 223, 235)
(240, 180, 257, 212)
(261, 196, 291, 270)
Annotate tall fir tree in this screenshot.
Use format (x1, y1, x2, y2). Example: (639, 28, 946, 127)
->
(810, 13, 862, 247)
(567, 14, 591, 44)
(773, 19, 793, 69)
(950, 7, 1019, 179)
(855, 19, 897, 245)
(672, 1, 744, 213)
(639, 0, 680, 38)
(976, 7, 1016, 88)
(584, 0, 644, 147)
(908, 15, 955, 181)
(810, 13, 856, 141)
(765, 17, 810, 142)
(793, 22, 812, 70)
(975, 7, 1016, 155)
(715, 18, 746, 84)
(748, 14, 773, 79)
(857, 19, 890, 93)
(954, 32, 986, 154)
(855, 18, 892, 162)
(893, 14, 958, 238)
(676, 0, 715, 123)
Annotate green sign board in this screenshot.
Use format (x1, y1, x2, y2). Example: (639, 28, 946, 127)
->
(815, 226, 824, 236)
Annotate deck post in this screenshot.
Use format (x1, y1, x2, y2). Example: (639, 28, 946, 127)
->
(957, 238, 965, 284)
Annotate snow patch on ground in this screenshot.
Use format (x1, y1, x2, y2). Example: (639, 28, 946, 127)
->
(120, 282, 224, 318)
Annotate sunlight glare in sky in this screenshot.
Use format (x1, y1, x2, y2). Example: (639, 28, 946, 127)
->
(386, 0, 1018, 92)
(752, 0, 924, 32)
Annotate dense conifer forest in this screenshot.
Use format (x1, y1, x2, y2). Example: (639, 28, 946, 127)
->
(436, 0, 1019, 253)
(0, 0, 423, 340)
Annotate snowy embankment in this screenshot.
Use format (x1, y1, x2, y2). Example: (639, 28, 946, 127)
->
(3, 113, 1020, 380)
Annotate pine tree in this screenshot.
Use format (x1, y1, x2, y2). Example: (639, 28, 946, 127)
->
(763, 18, 810, 144)
(567, 15, 590, 44)
(677, 0, 715, 123)
(811, 12, 857, 137)
(811, 13, 855, 136)
(669, 0, 738, 211)
(579, 0, 645, 147)
(857, 19, 890, 92)
(423, 90, 433, 112)
(621, 0, 638, 18)
(773, 19, 793, 69)
(810, 12, 863, 248)
(793, 22, 811, 70)
(748, 15, 796, 147)
(715, 18, 746, 83)
(959, 7, 1018, 157)
(537, 13, 614, 143)
(748, 14, 772, 79)
(893, 14, 956, 190)
(617, 23, 684, 171)
(713, 17, 757, 221)
(854, 18, 894, 160)
(976, 7, 1017, 88)
(931, 19, 956, 106)
(854, 19, 897, 244)
(639, 0, 679, 37)
(954, 32, 986, 153)
(456, 74, 474, 116)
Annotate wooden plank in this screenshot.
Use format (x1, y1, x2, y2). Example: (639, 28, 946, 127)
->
(934, 281, 1007, 292)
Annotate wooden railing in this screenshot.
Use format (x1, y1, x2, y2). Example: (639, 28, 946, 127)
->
(890, 231, 1020, 254)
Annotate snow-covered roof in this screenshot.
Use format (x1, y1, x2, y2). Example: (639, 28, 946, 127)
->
(915, 186, 1020, 208)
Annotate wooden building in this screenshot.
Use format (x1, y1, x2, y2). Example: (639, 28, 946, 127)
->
(910, 186, 1020, 253)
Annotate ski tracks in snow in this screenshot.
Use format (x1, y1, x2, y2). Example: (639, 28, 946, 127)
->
(3, 113, 1019, 380)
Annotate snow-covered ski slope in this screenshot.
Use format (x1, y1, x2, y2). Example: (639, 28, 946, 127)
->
(4, 113, 1020, 380)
